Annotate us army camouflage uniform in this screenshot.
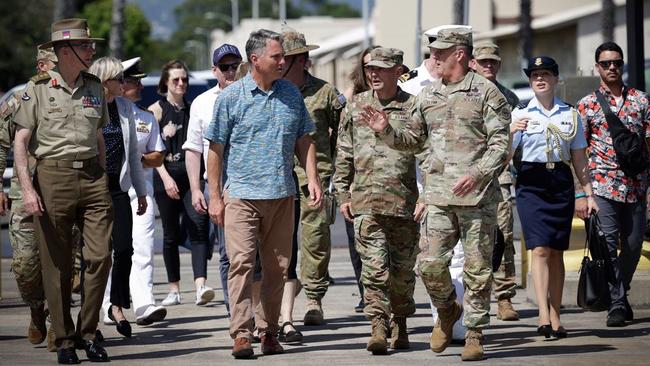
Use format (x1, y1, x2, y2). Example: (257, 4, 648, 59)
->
(379, 71, 511, 328)
(493, 81, 519, 301)
(295, 72, 344, 301)
(0, 93, 45, 309)
(334, 88, 420, 320)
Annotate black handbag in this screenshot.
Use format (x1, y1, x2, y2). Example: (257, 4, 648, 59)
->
(577, 215, 613, 312)
(595, 90, 649, 178)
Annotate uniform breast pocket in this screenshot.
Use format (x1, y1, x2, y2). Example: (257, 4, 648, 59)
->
(43, 110, 70, 137)
(83, 107, 102, 126)
(524, 120, 544, 135)
(558, 120, 574, 134)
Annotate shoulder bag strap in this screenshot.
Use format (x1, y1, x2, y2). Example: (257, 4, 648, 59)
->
(595, 90, 627, 138)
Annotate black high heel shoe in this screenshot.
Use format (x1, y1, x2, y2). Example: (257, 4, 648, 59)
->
(108, 306, 132, 338)
(552, 326, 568, 339)
(537, 324, 552, 339)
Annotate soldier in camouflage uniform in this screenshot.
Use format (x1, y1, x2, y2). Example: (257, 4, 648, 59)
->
(0, 47, 57, 347)
(334, 47, 420, 355)
(282, 26, 344, 328)
(470, 42, 520, 321)
(361, 29, 511, 361)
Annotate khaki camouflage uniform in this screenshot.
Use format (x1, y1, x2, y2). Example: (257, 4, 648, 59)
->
(493, 81, 519, 301)
(0, 93, 46, 309)
(294, 72, 344, 301)
(334, 87, 420, 320)
(380, 71, 511, 328)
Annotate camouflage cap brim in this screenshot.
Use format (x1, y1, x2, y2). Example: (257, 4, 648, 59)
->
(365, 59, 397, 68)
(428, 39, 456, 50)
(475, 54, 501, 61)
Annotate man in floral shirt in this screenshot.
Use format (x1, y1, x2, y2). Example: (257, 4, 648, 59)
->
(577, 41, 650, 327)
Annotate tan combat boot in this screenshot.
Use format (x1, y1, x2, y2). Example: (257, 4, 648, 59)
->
(46, 327, 57, 352)
(496, 298, 519, 321)
(27, 305, 47, 344)
(430, 301, 463, 353)
(303, 298, 324, 326)
(461, 328, 485, 361)
(366, 316, 388, 355)
(390, 316, 409, 349)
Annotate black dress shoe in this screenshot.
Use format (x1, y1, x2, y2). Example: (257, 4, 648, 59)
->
(95, 329, 104, 343)
(108, 307, 132, 338)
(607, 309, 626, 327)
(536, 324, 552, 339)
(624, 296, 634, 321)
(354, 299, 365, 313)
(84, 340, 109, 362)
(552, 326, 568, 339)
(57, 347, 80, 364)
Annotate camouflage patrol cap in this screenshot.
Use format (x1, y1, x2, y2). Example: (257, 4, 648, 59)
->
(429, 27, 473, 49)
(473, 42, 501, 61)
(37, 47, 57, 63)
(281, 24, 319, 56)
(366, 47, 403, 68)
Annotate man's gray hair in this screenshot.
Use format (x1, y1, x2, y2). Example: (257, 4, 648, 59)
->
(245, 29, 283, 62)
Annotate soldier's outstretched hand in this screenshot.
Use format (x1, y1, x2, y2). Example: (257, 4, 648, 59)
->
(359, 105, 389, 132)
(0, 191, 8, 216)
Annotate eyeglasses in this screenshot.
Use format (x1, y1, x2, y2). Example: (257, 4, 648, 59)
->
(171, 77, 189, 84)
(597, 59, 624, 68)
(217, 63, 240, 72)
(67, 42, 96, 51)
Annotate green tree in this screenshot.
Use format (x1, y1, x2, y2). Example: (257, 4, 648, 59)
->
(0, 0, 54, 91)
(78, 0, 157, 67)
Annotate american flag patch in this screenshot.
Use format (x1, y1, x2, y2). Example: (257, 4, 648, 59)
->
(62, 31, 71, 39)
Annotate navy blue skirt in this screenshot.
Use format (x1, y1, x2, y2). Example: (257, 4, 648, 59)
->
(515, 162, 575, 251)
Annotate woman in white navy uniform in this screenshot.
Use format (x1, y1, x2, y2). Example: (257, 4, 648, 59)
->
(101, 58, 168, 326)
(510, 56, 597, 339)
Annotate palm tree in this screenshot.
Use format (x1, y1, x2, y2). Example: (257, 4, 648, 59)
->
(519, 0, 532, 69)
(453, 0, 465, 25)
(601, 0, 614, 41)
(53, 0, 75, 21)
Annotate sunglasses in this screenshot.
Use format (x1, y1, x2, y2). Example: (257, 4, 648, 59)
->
(217, 63, 240, 72)
(597, 59, 624, 68)
(171, 77, 189, 84)
(68, 42, 96, 51)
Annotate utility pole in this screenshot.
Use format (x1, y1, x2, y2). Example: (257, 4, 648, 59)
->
(362, 0, 370, 48)
(279, 0, 286, 22)
(232, 0, 239, 30)
(110, 0, 125, 59)
(415, 0, 422, 65)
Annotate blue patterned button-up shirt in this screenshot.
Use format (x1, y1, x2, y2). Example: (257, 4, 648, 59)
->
(204, 73, 314, 200)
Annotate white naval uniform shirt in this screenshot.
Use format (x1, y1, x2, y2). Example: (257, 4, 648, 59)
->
(399, 60, 438, 97)
(183, 84, 222, 180)
(131, 104, 166, 196)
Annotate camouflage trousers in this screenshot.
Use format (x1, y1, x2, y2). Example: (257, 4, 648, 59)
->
(494, 184, 516, 300)
(9, 198, 82, 309)
(299, 184, 332, 300)
(419, 203, 496, 328)
(354, 214, 419, 319)
(9, 198, 44, 308)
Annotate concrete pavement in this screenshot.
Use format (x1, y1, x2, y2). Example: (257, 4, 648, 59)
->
(1, 246, 649, 365)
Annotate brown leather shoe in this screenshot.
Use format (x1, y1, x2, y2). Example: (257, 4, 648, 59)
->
(260, 332, 284, 355)
(27, 305, 47, 344)
(232, 337, 254, 359)
(46, 327, 57, 352)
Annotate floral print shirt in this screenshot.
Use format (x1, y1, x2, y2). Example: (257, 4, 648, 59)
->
(577, 85, 650, 203)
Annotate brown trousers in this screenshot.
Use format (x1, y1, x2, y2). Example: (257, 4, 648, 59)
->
(224, 191, 294, 339)
(34, 161, 113, 349)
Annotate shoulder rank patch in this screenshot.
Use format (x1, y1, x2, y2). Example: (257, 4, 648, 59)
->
(561, 100, 574, 108)
(30, 71, 51, 83)
(21, 92, 31, 101)
(337, 93, 347, 107)
(399, 69, 418, 83)
(516, 101, 528, 110)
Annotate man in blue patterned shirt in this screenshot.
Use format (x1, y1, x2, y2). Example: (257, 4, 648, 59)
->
(205, 29, 322, 359)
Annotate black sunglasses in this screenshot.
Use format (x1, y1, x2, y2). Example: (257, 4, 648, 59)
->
(597, 59, 624, 68)
(217, 62, 240, 72)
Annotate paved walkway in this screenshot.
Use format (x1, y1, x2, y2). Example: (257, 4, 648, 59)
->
(1, 248, 649, 365)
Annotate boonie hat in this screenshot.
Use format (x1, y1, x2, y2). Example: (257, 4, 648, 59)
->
(38, 18, 104, 49)
(37, 47, 57, 63)
(429, 27, 473, 49)
(473, 42, 501, 61)
(281, 25, 319, 56)
(212, 44, 242, 65)
(122, 57, 147, 78)
(366, 47, 403, 68)
(523, 56, 559, 77)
